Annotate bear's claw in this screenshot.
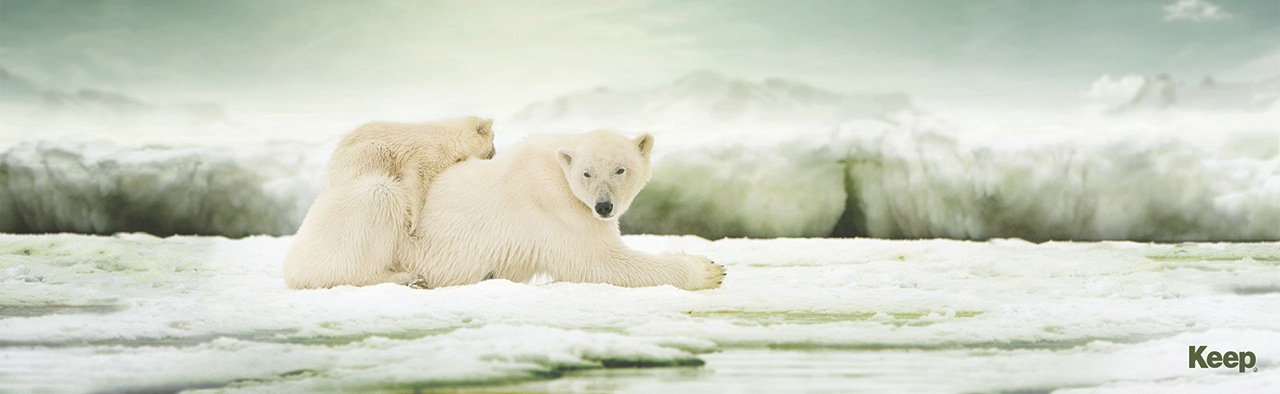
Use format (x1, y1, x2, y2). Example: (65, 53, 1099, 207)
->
(691, 256, 726, 290)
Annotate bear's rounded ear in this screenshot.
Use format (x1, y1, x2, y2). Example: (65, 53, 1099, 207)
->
(634, 133, 654, 159)
(477, 119, 494, 136)
(556, 148, 574, 170)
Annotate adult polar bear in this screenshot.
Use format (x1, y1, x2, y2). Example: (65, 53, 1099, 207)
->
(284, 117, 495, 289)
(398, 131, 726, 290)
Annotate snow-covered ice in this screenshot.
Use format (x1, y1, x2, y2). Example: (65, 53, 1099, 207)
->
(1, 233, 1277, 392)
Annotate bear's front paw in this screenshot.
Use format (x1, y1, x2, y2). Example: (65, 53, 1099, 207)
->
(683, 254, 725, 290)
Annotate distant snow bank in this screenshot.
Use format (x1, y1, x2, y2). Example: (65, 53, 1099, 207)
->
(2, 112, 1276, 241)
(0, 141, 328, 237)
(2, 70, 1276, 241)
(624, 117, 1280, 241)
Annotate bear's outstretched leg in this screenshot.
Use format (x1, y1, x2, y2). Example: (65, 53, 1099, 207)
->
(283, 174, 412, 289)
(546, 249, 726, 290)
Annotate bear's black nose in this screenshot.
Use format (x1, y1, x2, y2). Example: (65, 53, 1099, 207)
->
(595, 201, 614, 217)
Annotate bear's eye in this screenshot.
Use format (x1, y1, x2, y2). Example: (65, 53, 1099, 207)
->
(615, 168, 625, 175)
(583, 172, 591, 178)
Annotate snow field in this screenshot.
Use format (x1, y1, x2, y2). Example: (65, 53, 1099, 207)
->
(1, 234, 1277, 391)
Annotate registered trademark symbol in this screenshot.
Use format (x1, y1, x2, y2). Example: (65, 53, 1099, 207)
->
(1255, 367, 1260, 373)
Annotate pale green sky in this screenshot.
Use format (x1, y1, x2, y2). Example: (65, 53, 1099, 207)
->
(2, 0, 1277, 111)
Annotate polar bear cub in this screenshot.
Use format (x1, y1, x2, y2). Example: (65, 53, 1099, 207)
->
(398, 130, 726, 290)
(284, 116, 495, 289)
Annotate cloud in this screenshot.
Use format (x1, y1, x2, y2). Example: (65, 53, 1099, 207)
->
(1163, 0, 1231, 22)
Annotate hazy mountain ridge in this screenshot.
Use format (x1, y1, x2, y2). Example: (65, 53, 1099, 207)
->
(0, 67, 235, 132)
(510, 70, 917, 129)
(1088, 72, 1280, 114)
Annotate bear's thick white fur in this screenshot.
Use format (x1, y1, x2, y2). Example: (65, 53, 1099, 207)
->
(398, 130, 726, 290)
(283, 116, 495, 289)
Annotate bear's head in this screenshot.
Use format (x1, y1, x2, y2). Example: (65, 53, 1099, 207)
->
(442, 116, 497, 161)
(556, 131, 654, 220)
